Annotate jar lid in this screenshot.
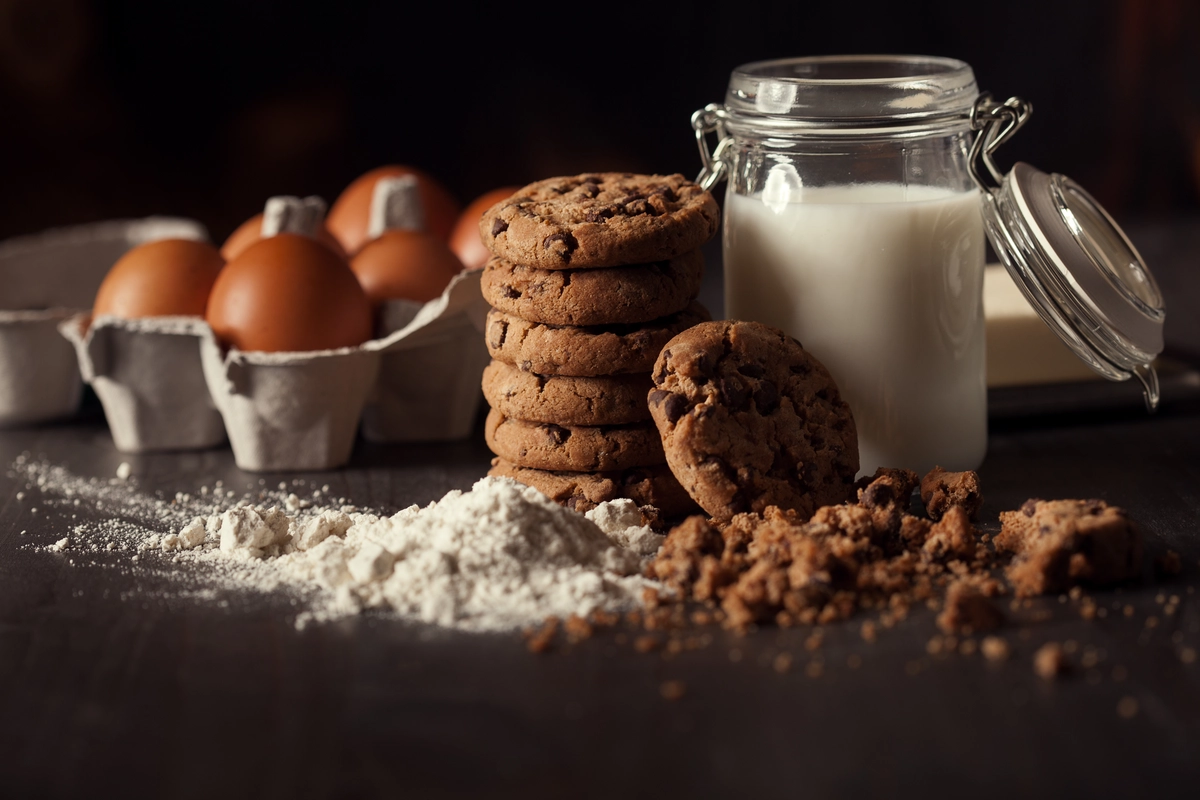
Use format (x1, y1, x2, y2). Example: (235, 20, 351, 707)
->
(972, 98, 1165, 409)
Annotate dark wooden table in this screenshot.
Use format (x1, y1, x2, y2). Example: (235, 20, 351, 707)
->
(2, 222, 1199, 798)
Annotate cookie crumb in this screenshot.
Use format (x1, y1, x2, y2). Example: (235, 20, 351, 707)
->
(1034, 642, 1070, 679)
(937, 580, 1005, 635)
(981, 636, 1010, 662)
(1154, 550, 1182, 578)
(564, 613, 594, 643)
(525, 616, 559, 654)
(920, 467, 983, 521)
(1116, 696, 1139, 719)
(660, 680, 687, 701)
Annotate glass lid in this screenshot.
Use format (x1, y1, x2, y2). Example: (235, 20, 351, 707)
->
(970, 95, 1166, 410)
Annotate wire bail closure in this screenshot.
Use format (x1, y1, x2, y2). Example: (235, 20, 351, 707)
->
(968, 93, 1033, 191)
(691, 104, 732, 191)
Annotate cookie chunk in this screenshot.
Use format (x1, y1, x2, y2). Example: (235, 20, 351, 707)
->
(480, 250, 703, 326)
(485, 302, 711, 377)
(485, 409, 665, 472)
(937, 580, 1005, 635)
(479, 173, 719, 269)
(481, 360, 652, 426)
(921, 466, 983, 521)
(996, 498, 1143, 596)
(648, 320, 859, 521)
(488, 458, 699, 517)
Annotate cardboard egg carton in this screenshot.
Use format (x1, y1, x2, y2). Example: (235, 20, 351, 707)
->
(0, 217, 208, 426)
(60, 269, 490, 471)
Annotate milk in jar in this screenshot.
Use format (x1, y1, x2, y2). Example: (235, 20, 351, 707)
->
(694, 55, 991, 476)
(724, 180, 986, 476)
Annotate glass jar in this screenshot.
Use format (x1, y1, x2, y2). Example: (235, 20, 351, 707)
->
(695, 55, 988, 477)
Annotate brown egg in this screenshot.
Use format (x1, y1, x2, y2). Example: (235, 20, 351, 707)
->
(206, 234, 372, 353)
(220, 213, 347, 261)
(350, 230, 465, 304)
(450, 186, 520, 270)
(93, 238, 225, 319)
(327, 165, 461, 254)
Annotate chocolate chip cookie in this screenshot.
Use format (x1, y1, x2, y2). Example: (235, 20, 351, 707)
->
(478, 173, 719, 269)
(481, 359, 653, 426)
(488, 458, 699, 517)
(480, 250, 704, 326)
(648, 320, 859, 521)
(485, 409, 665, 472)
(485, 301, 711, 377)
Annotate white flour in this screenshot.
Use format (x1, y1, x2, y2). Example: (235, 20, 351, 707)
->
(8, 455, 664, 632)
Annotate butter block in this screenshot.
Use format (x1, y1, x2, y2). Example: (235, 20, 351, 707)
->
(984, 264, 1097, 388)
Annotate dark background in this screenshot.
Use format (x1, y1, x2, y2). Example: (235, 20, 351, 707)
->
(0, 0, 1198, 245)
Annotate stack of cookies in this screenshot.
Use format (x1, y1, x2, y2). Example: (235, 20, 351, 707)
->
(477, 172, 720, 516)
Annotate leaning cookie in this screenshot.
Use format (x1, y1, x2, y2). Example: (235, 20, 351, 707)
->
(482, 360, 653, 426)
(480, 250, 704, 326)
(479, 173, 719, 269)
(488, 458, 700, 517)
(648, 320, 859, 521)
(485, 409, 665, 473)
(485, 301, 711, 378)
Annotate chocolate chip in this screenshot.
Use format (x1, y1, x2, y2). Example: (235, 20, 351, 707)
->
(693, 354, 712, 378)
(737, 363, 765, 378)
(579, 182, 600, 198)
(584, 206, 616, 223)
(491, 218, 508, 236)
(1021, 499, 1039, 517)
(490, 320, 508, 349)
(542, 232, 578, 262)
(789, 362, 811, 376)
(860, 483, 892, 509)
(717, 377, 749, 409)
(542, 424, 571, 445)
(650, 390, 689, 423)
(502, 286, 521, 299)
(754, 381, 780, 414)
(520, 361, 532, 372)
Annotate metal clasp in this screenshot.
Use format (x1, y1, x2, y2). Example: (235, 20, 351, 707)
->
(691, 104, 733, 191)
(968, 93, 1033, 191)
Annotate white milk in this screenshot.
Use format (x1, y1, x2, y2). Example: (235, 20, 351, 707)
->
(724, 182, 986, 477)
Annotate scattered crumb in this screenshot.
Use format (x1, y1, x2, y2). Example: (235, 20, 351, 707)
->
(115, 462, 132, 481)
(659, 680, 687, 701)
(937, 580, 1005, 635)
(1154, 550, 1182, 578)
(525, 617, 559, 654)
(633, 635, 661, 654)
(47, 537, 68, 552)
(982, 636, 1011, 662)
(1034, 642, 1070, 679)
(564, 613, 594, 643)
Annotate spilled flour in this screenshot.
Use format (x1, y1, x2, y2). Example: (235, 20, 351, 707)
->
(8, 455, 664, 631)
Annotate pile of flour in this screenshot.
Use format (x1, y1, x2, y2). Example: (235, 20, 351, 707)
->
(10, 455, 664, 632)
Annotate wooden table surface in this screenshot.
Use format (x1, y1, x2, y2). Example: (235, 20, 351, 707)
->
(2, 222, 1199, 798)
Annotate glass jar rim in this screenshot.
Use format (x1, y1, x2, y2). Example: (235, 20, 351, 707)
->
(725, 54, 979, 126)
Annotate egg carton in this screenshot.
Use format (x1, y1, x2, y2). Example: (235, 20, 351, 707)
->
(0, 217, 209, 427)
(60, 269, 490, 471)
